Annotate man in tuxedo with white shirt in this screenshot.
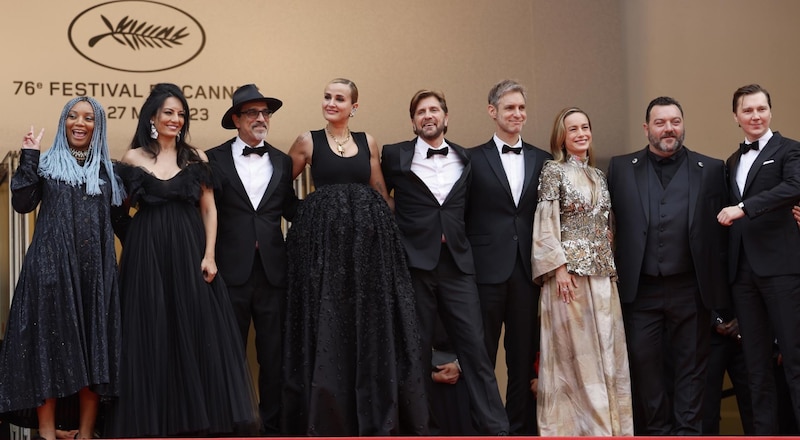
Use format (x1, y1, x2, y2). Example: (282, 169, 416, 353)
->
(206, 84, 299, 434)
(716, 83, 800, 435)
(465, 80, 551, 435)
(381, 89, 509, 435)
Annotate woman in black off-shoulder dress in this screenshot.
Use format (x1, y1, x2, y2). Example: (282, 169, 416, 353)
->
(108, 83, 258, 438)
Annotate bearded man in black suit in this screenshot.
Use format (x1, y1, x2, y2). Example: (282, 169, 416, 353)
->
(607, 96, 729, 435)
(206, 84, 299, 434)
(381, 89, 509, 436)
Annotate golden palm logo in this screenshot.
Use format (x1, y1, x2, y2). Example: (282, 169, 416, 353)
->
(69, 1, 205, 73)
(88, 15, 190, 50)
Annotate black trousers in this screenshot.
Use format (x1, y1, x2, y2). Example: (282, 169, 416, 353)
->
(702, 331, 754, 435)
(732, 252, 800, 435)
(410, 245, 509, 435)
(477, 253, 539, 435)
(225, 251, 285, 434)
(623, 272, 709, 435)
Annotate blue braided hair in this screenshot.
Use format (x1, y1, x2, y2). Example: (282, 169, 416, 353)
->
(38, 96, 125, 206)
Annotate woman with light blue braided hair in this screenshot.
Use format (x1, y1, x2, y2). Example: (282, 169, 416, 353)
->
(0, 96, 125, 440)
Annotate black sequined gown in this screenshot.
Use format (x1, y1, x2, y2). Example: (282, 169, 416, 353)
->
(282, 130, 428, 435)
(0, 149, 121, 427)
(108, 162, 258, 437)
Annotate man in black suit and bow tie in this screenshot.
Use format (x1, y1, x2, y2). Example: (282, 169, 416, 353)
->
(465, 80, 551, 435)
(206, 84, 299, 434)
(381, 89, 509, 435)
(607, 96, 729, 435)
(716, 83, 800, 435)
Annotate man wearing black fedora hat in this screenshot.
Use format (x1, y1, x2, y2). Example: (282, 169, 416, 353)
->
(207, 84, 299, 434)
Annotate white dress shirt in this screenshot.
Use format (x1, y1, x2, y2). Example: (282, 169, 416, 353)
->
(410, 137, 464, 205)
(232, 137, 273, 209)
(494, 134, 524, 206)
(735, 129, 772, 195)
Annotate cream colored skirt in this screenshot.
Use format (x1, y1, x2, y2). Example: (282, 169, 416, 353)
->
(537, 275, 634, 436)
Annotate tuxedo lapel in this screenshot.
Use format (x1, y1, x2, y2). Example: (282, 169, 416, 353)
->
(401, 140, 439, 203)
(442, 144, 470, 205)
(399, 142, 415, 175)
(729, 151, 743, 199)
(256, 145, 284, 211)
(742, 133, 781, 196)
(482, 143, 514, 202)
(216, 142, 252, 207)
(686, 150, 703, 228)
(633, 149, 650, 224)
(520, 144, 541, 202)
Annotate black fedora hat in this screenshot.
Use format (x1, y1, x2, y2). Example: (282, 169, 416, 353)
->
(221, 84, 283, 129)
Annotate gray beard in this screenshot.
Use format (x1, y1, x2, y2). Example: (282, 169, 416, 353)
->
(649, 134, 685, 155)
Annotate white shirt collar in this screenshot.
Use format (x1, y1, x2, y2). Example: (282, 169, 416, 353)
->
(745, 129, 773, 150)
(233, 136, 265, 153)
(415, 136, 449, 155)
(493, 134, 522, 152)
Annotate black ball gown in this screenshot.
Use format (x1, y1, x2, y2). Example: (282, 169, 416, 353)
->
(282, 130, 429, 435)
(109, 162, 259, 437)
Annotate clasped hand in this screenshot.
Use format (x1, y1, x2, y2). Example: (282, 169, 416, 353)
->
(714, 318, 741, 342)
(432, 362, 460, 385)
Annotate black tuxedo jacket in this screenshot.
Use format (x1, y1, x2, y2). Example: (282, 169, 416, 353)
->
(207, 139, 299, 287)
(465, 140, 552, 283)
(607, 146, 729, 309)
(381, 139, 474, 274)
(725, 131, 800, 280)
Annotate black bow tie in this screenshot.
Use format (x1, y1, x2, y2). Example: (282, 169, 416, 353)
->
(427, 147, 449, 158)
(502, 144, 522, 155)
(242, 145, 268, 157)
(739, 142, 758, 155)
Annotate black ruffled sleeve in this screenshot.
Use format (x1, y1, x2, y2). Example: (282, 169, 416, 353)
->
(10, 149, 43, 214)
(183, 161, 214, 204)
(207, 159, 226, 192)
(110, 162, 133, 245)
(114, 162, 145, 207)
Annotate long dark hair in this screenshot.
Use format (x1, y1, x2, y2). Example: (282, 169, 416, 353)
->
(131, 83, 201, 167)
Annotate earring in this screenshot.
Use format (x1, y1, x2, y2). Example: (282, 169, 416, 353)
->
(176, 131, 181, 142)
(150, 121, 158, 140)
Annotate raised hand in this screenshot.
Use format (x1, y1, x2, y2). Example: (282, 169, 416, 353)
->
(22, 126, 45, 150)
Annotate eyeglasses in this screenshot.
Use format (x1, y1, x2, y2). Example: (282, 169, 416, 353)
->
(239, 109, 272, 119)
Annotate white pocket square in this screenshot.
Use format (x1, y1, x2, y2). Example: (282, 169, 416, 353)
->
(762, 159, 775, 165)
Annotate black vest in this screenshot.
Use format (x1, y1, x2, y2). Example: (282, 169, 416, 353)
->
(641, 159, 694, 276)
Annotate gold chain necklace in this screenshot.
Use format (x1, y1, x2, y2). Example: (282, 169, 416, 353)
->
(325, 125, 351, 156)
(70, 148, 89, 161)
